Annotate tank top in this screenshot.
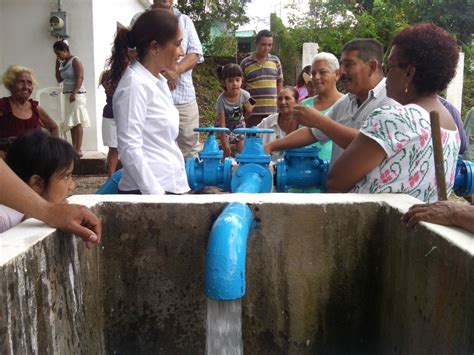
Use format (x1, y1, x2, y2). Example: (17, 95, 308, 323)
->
(0, 97, 41, 152)
(59, 56, 86, 93)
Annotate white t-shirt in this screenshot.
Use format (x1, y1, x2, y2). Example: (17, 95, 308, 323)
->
(257, 113, 288, 162)
(0, 205, 24, 233)
(113, 61, 190, 194)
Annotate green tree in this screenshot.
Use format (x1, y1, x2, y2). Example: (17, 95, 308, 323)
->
(270, 13, 299, 85)
(176, 0, 251, 46)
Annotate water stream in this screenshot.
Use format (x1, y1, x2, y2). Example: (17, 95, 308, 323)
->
(206, 298, 243, 355)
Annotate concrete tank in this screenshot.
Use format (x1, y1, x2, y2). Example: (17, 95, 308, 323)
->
(1, 194, 473, 354)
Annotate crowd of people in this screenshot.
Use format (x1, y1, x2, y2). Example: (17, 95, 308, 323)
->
(1, 0, 474, 242)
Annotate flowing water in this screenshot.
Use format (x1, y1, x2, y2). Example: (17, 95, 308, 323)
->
(206, 298, 243, 355)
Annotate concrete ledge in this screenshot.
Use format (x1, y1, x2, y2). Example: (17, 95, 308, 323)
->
(1, 194, 473, 353)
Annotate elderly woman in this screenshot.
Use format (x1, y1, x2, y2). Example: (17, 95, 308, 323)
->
(53, 40, 90, 157)
(0, 65, 59, 159)
(327, 23, 460, 202)
(257, 86, 299, 162)
(301, 52, 343, 160)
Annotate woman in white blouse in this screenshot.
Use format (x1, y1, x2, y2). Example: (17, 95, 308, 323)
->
(110, 9, 189, 194)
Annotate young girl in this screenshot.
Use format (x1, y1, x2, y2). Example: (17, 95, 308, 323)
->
(216, 64, 254, 157)
(0, 130, 77, 233)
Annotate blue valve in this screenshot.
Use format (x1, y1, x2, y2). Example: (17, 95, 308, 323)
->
(185, 127, 233, 191)
(231, 127, 274, 193)
(276, 148, 329, 192)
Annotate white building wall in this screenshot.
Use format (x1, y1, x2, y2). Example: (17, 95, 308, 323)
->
(0, 0, 144, 152)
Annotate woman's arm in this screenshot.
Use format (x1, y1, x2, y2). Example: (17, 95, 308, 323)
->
(265, 126, 317, 154)
(37, 105, 59, 137)
(70, 57, 85, 103)
(326, 133, 385, 192)
(55, 59, 63, 83)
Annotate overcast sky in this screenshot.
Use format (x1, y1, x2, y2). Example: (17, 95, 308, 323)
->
(239, 0, 309, 32)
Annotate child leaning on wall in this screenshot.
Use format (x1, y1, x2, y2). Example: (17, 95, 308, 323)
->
(215, 63, 255, 157)
(0, 130, 77, 233)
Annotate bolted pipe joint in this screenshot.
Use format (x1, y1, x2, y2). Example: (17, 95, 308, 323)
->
(453, 157, 474, 197)
(276, 148, 329, 192)
(185, 127, 233, 192)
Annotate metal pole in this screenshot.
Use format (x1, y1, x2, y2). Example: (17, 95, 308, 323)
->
(430, 110, 448, 201)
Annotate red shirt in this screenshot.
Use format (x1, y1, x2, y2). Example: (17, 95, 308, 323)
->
(0, 97, 41, 152)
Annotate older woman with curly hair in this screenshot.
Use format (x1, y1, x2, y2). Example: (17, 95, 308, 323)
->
(327, 23, 460, 202)
(0, 65, 59, 159)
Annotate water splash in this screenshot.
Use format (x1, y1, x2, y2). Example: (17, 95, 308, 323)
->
(206, 298, 243, 355)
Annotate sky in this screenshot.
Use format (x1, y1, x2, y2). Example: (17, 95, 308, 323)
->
(239, 0, 309, 32)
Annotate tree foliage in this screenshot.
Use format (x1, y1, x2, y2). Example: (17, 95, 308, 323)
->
(176, 0, 251, 45)
(284, 0, 473, 112)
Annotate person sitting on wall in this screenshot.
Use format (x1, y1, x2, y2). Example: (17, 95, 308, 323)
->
(0, 65, 59, 159)
(326, 23, 460, 202)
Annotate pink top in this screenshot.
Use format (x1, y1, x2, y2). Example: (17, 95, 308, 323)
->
(0, 97, 41, 152)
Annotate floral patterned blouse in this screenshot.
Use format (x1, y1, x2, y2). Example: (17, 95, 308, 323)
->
(352, 104, 460, 202)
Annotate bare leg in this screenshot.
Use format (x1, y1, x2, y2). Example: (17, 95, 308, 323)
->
(107, 147, 119, 177)
(70, 124, 83, 156)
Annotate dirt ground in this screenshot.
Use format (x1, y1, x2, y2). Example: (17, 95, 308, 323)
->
(73, 175, 109, 195)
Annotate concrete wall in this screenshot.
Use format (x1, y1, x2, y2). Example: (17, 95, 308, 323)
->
(0, 0, 144, 152)
(0, 194, 473, 354)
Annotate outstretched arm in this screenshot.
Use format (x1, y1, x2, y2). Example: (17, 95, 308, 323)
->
(0, 160, 101, 248)
(293, 105, 359, 149)
(265, 127, 317, 154)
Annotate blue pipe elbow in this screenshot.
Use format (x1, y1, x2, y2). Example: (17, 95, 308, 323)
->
(205, 202, 253, 301)
(96, 169, 122, 194)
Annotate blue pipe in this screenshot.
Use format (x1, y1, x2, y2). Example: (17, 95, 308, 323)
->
(205, 127, 273, 301)
(205, 202, 253, 301)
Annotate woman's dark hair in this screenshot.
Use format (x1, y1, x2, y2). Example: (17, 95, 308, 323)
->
(53, 40, 70, 52)
(296, 65, 311, 87)
(106, 28, 131, 89)
(390, 23, 459, 95)
(216, 63, 243, 82)
(109, 9, 179, 82)
(280, 86, 299, 101)
(6, 130, 78, 188)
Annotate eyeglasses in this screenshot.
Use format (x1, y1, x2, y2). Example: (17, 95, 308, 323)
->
(382, 62, 409, 76)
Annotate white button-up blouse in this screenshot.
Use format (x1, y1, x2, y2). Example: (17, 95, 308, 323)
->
(113, 61, 190, 195)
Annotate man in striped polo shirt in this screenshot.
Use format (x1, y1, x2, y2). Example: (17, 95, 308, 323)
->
(240, 30, 283, 127)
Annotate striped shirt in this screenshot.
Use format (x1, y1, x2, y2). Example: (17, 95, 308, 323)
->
(240, 54, 283, 116)
(311, 78, 398, 164)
